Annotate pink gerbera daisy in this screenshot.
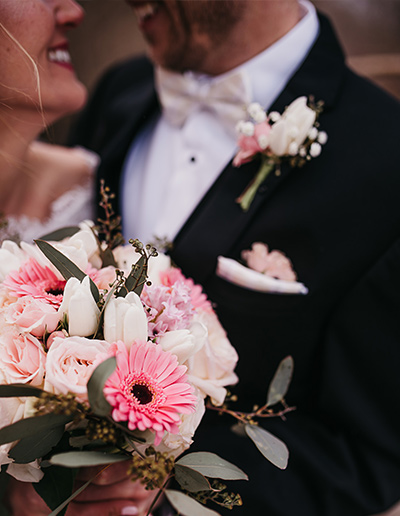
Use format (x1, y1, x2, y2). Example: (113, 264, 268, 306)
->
(3, 258, 66, 307)
(104, 341, 197, 445)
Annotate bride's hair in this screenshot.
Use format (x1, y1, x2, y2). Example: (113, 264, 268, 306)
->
(0, 22, 46, 126)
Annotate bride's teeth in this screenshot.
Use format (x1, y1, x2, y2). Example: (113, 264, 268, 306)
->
(134, 3, 159, 23)
(48, 49, 71, 64)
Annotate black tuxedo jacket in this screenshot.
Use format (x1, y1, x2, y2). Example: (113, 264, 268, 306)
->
(70, 14, 400, 516)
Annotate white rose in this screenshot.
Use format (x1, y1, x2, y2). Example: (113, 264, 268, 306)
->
(269, 96, 316, 156)
(59, 276, 100, 336)
(44, 335, 110, 400)
(158, 394, 205, 457)
(187, 310, 238, 406)
(158, 322, 207, 365)
(103, 292, 148, 349)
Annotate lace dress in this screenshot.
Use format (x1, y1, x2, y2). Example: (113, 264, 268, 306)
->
(0, 173, 95, 244)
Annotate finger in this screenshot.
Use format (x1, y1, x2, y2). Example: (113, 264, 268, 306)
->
(4, 479, 49, 516)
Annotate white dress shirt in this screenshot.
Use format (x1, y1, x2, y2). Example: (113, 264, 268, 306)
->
(121, 0, 319, 245)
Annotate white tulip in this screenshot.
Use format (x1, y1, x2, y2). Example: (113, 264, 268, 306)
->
(104, 291, 148, 349)
(59, 276, 100, 337)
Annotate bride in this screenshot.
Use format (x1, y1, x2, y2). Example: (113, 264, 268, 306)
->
(0, 0, 97, 243)
(0, 1, 155, 514)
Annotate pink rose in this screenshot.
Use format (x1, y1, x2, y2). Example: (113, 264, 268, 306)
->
(5, 296, 60, 337)
(233, 121, 271, 166)
(44, 336, 110, 400)
(0, 327, 46, 386)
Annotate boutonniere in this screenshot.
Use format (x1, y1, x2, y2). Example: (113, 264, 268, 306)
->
(217, 242, 308, 295)
(233, 96, 327, 212)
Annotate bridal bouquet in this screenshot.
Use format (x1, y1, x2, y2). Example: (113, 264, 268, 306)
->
(0, 196, 293, 515)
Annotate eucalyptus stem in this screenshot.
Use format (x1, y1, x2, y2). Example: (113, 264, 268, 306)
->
(236, 157, 275, 212)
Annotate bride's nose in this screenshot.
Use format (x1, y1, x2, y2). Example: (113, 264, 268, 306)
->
(55, 0, 85, 29)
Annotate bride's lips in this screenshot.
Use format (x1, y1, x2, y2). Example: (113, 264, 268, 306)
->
(47, 43, 74, 71)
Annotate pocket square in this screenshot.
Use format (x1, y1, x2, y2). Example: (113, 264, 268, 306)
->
(216, 256, 308, 294)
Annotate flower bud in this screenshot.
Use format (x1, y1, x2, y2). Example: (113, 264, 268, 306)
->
(59, 276, 100, 337)
(104, 292, 148, 349)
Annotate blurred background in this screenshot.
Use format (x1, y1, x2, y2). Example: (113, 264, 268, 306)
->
(51, 0, 400, 144)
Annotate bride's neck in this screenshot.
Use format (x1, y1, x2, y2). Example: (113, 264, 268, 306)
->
(0, 121, 43, 218)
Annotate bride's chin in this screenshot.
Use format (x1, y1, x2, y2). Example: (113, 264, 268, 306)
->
(45, 83, 88, 121)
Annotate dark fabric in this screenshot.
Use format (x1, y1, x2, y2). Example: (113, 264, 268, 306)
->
(70, 14, 400, 516)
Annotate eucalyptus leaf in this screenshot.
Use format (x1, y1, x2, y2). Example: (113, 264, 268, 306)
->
(34, 239, 100, 303)
(100, 247, 118, 268)
(9, 424, 65, 464)
(176, 452, 248, 481)
(0, 414, 73, 446)
(0, 384, 44, 398)
(165, 490, 220, 516)
(34, 466, 77, 516)
(245, 424, 289, 469)
(266, 356, 294, 407)
(87, 356, 116, 416)
(39, 226, 80, 242)
(117, 255, 147, 297)
(48, 478, 92, 516)
(175, 464, 212, 493)
(49, 451, 129, 468)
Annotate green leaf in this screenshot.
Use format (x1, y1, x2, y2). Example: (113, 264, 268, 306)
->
(100, 247, 118, 268)
(245, 424, 289, 469)
(0, 414, 72, 446)
(175, 464, 212, 493)
(165, 490, 220, 516)
(34, 239, 100, 303)
(39, 226, 80, 242)
(117, 255, 147, 298)
(49, 451, 129, 468)
(87, 356, 116, 416)
(9, 424, 65, 464)
(0, 384, 44, 398)
(33, 466, 77, 516)
(266, 356, 294, 407)
(176, 452, 248, 481)
(48, 478, 92, 516)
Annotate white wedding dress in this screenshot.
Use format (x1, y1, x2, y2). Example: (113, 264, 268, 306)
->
(0, 154, 96, 244)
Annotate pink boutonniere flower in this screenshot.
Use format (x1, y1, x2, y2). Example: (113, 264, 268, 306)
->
(234, 97, 327, 211)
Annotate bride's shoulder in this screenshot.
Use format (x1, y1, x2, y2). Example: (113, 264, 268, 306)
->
(28, 141, 99, 194)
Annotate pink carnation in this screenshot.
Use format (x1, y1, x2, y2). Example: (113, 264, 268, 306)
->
(104, 341, 197, 445)
(142, 282, 194, 338)
(159, 268, 212, 312)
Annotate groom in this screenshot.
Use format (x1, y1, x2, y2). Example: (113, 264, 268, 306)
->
(71, 0, 400, 514)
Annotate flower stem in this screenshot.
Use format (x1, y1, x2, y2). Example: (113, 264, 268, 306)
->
(236, 158, 275, 212)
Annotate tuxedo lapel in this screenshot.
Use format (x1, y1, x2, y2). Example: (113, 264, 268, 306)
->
(96, 82, 160, 216)
(171, 14, 346, 284)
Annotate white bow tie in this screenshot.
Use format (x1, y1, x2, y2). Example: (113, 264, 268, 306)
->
(155, 67, 251, 135)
